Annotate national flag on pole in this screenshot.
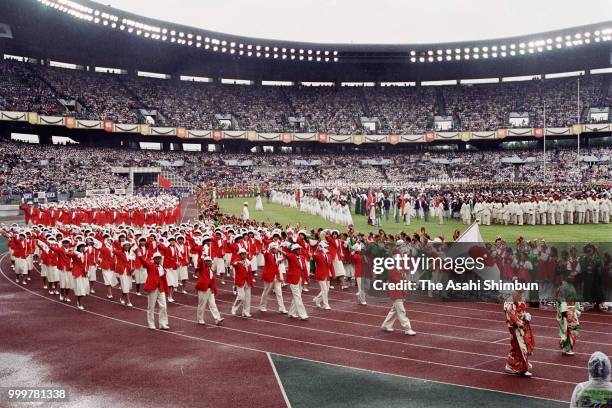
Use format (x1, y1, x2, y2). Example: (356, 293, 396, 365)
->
(453, 222, 500, 281)
(158, 175, 172, 188)
(367, 187, 374, 211)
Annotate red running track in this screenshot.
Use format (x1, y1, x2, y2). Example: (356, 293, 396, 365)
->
(3, 252, 611, 406)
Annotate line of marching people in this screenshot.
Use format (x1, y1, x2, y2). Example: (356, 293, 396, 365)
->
(19, 194, 181, 228)
(1, 221, 391, 330)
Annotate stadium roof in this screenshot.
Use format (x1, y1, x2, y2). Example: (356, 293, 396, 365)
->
(99, 0, 611, 45)
(0, 0, 610, 82)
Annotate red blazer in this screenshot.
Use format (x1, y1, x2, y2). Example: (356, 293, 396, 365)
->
(285, 252, 309, 285)
(52, 245, 71, 271)
(140, 256, 170, 294)
(113, 249, 133, 275)
(233, 260, 253, 288)
(194, 260, 218, 294)
(261, 251, 281, 283)
(69, 252, 87, 278)
(159, 244, 178, 269)
(351, 253, 363, 278)
(313, 251, 333, 281)
(9, 237, 27, 259)
(99, 246, 114, 270)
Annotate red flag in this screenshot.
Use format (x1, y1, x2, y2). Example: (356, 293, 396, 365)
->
(158, 175, 172, 188)
(296, 188, 301, 204)
(367, 188, 374, 211)
(400, 190, 405, 214)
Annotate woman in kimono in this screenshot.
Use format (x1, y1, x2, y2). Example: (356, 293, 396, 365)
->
(504, 290, 535, 377)
(556, 281, 581, 356)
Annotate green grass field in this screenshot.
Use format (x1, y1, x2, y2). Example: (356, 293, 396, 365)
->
(219, 197, 612, 242)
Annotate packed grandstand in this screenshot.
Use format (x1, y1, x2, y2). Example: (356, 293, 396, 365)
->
(1, 58, 611, 133)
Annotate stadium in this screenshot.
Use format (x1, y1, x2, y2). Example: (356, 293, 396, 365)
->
(0, 0, 610, 407)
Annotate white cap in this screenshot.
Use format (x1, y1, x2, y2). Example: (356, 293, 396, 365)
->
(203, 256, 212, 261)
(152, 252, 163, 258)
(268, 243, 279, 250)
(291, 243, 301, 251)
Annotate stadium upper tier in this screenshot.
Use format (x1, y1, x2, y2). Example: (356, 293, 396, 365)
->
(0, 60, 610, 134)
(0, 139, 609, 196)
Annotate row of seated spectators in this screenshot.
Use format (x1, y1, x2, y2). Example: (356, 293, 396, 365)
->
(1, 139, 609, 195)
(0, 59, 610, 133)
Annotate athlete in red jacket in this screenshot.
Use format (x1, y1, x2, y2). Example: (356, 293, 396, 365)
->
(195, 256, 224, 325)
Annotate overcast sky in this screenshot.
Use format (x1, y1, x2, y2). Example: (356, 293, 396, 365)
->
(96, 0, 612, 44)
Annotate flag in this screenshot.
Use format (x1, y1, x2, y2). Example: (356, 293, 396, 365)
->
(367, 187, 374, 211)
(296, 188, 301, 204)
(158, 175, 172, 188)
(453, 222, 500, 281)
(400, 190, 405, 214)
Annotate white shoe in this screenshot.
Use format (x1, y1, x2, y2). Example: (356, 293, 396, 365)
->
(65, 298, 71, 303)
(215, 318, 225, 325)
(279, 310, 288, 315)
(120, 299, 126, 305)
(383, 327, 394, 332)
(27, 277, 31, 281)
(160, 326, 170, 331)
(48, 290, 54, 295)
(243, 314, 252, 318)
(231, 310, 237, 316)
(127, 303, 133, 307)
(168, 297, 175, 303)
(405, 329, 416, 336)
(504, 365, 517, 375)
(77, 305, 84, 310)
(197, 321, 206, 325)
(43, 285, 48, 289)
(563, 350, 575, 356)
(522, 371, 533, 377)
(148, 325, 156, 330)
(90, 289, 95, 294)
(360, 302, 367, 306)
(59, 295, 64, 301)
(302, 288, 309, 292)
(323, 306, 331, 310)
(259, 308, 267, 312)
(182, 290, 188, 294)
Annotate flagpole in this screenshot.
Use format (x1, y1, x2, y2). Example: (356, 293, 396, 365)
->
(577, 76, 581, 160)
(543, 101, 547, 182)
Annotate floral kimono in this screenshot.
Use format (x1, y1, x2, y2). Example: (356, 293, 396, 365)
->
(504, 301, 535, 374)
(556, 282, 581, 354)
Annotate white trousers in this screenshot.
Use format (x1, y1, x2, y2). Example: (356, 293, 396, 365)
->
(288, 283, 308, 319)
(381, 299, 412, 331)
(259, 280, 286, 312)
(357, 277, 368, 304)
(313, 280, 330, 308)
(147, 289, 169, 328)
(197, 289, 221, 323)
(231, 285, 251, 316)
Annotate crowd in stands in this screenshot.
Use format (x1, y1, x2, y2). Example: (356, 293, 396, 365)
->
(1, 59, 609, 133)
(0, 139, 609, 197)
